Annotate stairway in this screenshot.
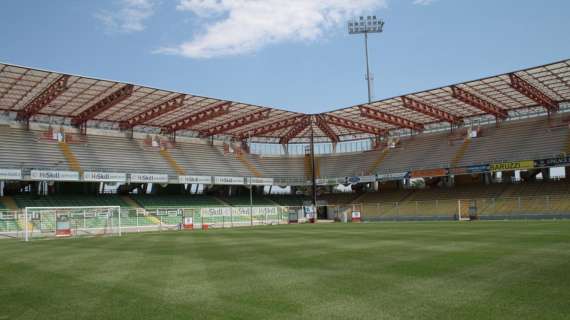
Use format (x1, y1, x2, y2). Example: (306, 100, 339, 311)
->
(368, 148, 390, 174)
(0, 196, 19, 210)
(159, 149, 186, 175)
(450, 139, 471, 167)
(58, 142, 82, 172)
(236, 152, 263, 177)
(564, 129, 570, 154)
(121, 196, 141, 208)
(304, 155, 320, 179)
(212, 196, 231, 206)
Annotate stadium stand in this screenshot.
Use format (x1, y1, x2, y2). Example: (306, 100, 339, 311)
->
(165, 142, 254, 177)
(222, 195, 277, 206)
(12, 194, 130, 208)
(0, 114, 567, 179)
(318, 192, 362, 204)
(1, 59, 570, 228)
(130, 194, 223, 209)
(68, 134, 174, 175)
(268, 194, 308, 206)
(0, 126, 70, 171)
(356, 179, 570, 219)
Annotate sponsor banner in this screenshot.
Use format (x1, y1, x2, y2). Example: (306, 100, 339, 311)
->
(30, 170, 80, 181)
(339, 175, 376, 185)
(252, 207, 278, 215)
(0, 169, 22, 180)
(534, 155, 570, 168)
(246, 177, 274, 185)
(316, 178, 338, 186)
(347, 176, 360, 184)
(83, 171, 127, 182)
(358, 175, 376, 183)
(178, 175, 212, 184)
(352, 211, 361, 223)
(449, 167, 467, 175)
(183, 217, 194, 229)
(200, 207, 278, 217)
(201, 207, 233, 217)
(410, 168, 448, 178)
(376, 172, 408, 181)
(467, 165, 489, 173)
(130, 173, 169, 183)
(214, 176, 245, 185)
(449, 165, 489, 176)
(490, 160, 534, 172)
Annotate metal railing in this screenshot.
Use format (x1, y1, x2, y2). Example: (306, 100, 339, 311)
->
(0, 206, 304, 240)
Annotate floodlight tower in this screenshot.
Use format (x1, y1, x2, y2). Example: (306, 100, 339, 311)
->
(348, 16, 384, 103)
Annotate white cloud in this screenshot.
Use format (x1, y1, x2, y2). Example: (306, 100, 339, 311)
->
(96, 0, 156, 33)
(157, 0, 388, 59)
(412, 0, 436, 5)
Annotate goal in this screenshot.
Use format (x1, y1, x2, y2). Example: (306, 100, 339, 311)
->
(21, 206, 122, 241)
(457, 199, 478, 221)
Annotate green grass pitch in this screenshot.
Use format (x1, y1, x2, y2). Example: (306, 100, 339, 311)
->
(1, 221, 570, 319)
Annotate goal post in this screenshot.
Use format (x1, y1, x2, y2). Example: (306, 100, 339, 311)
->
(457, 199, 476, 221)
(22, 206, 122, 241)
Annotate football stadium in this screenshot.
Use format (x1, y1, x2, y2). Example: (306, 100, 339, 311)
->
(1, 58, 570, 318)
(2, 2, 570, 319)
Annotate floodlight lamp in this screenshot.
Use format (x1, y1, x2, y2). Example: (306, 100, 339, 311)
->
(348, 16, 384, 34)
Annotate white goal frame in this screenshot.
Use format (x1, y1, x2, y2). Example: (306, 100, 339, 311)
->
(23, 206, 122, 241)
(457, 200, 471, 221)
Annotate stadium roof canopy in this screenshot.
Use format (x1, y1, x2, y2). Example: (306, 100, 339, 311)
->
(0, 59, 569, 143)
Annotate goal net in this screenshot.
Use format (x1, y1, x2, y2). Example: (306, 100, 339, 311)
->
(21, 206, 122, 241)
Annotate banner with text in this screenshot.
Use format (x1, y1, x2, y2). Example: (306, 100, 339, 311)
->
(376, 172, 409, 182)
(0, 169, 22, 180)
(214, 176, 245, 185)
(534, 155, 570, 168)
(246, 177, 274, 185)
(411, 168, 448, 178)
(178, 175, 212, 184)
(130, 173, 169, 183)
(449, 165, 489, 176)
(490, 160, 534, 172)
(83, 172, 127, 182)
(30, 170, 80, 181)
(358, 175, 376, 183)
(200, 207, 281, 225)
(317, 178, 339, 185)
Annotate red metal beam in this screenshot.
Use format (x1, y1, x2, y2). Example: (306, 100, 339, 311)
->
(161, 101, 231, 134)
(359, 106, 425, 131)
(17, 75, 70, 121)
(235, 115, 306, 140)
(280, 116, 311, 144)
(119, 94, 185, 130)
(71, 84, 134, 126)
(509, 73, 559, 113)
(315, 115, 340, 143)
(321, 114, 388, 136)
(401, 96, 463, 124)
(199, 109, 271, 138)
(451, 86, 508, 120)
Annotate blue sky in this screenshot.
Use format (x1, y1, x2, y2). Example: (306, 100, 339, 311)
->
(0, 0, 569, 114)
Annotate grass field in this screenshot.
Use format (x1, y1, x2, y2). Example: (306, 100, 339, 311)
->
(1, 221, 570, 319)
